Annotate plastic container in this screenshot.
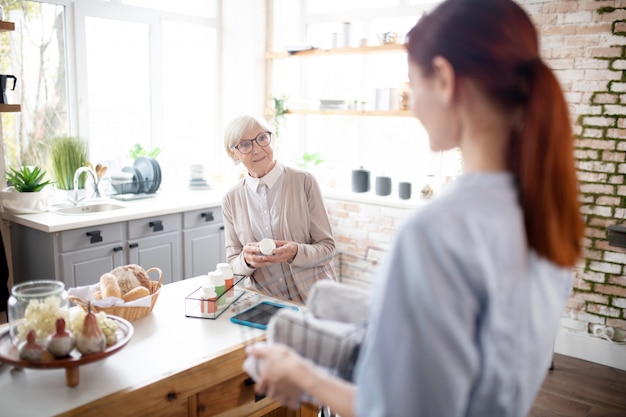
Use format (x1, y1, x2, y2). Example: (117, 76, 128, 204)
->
(207, 270, 226, 306)
(216, 263, 235, 299)
(199, 284, 217, 317)
(260, 238, 276, 256)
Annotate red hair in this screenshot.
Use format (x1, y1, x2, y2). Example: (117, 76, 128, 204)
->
(406, 0, 583, 267)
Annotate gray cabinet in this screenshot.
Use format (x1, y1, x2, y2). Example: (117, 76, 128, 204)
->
(182, 207, 225, 278)
(10, 205, 223, 287)
(10, 222, 125, 287)
(127, 213, 182, 285)
(59, 223, 125, 287)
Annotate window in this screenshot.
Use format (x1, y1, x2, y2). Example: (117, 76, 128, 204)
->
(269, 0, 460, 195)
(1, 0, 220, 191)
(74, 0, 220, 189)
(0, 1, 69, 176)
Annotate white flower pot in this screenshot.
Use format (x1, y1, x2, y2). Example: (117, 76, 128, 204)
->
(0, 186, 53, 214)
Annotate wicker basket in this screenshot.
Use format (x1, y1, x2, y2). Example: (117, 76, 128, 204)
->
(70, 267, 163, 322)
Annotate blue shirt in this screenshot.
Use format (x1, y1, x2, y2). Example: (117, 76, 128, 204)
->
(355, 173, 572, 417)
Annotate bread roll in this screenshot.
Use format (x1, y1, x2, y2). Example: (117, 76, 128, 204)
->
(100, 273, 122, 298)
(92, 290, 102, 300)
(111, 264, 151, 294)
(126, 264, 152, 290)
(122, 286, 150, 302)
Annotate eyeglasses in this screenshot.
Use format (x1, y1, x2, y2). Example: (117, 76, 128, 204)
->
(233, 131, 272, 154)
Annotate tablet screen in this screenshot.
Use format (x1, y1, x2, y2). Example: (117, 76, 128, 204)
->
(230, 301, 298, 330)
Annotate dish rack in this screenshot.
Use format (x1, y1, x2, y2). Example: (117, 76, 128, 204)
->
(106, 180, 158, 201)
(185, 274, 246, 319)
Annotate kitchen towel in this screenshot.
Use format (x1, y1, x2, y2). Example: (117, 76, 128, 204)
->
(243, 280, 370, 404)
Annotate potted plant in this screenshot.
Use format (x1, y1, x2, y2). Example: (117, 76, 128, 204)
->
(50, 136, 88, 191)
(0, 166, 54, 213)
(296, 151, 325, 171)
(268, 95, 288, 138)
(128, 143, 161, 159)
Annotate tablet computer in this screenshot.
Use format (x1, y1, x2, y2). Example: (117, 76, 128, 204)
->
(230, 300, 298, 330)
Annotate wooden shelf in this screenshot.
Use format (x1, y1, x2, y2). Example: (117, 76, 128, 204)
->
(0, 104, 20, 113)
(266, 43, 405, 59)
(285, 108, 411, 117)
(0, 20, 15, 32)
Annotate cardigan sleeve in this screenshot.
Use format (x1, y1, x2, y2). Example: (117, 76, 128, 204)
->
(222, 188, 256, 276)
(287, 170, 336, 268)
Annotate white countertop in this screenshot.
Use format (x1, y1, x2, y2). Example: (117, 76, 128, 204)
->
(0, 276, 279, 417)
(1, 189, 226, 233)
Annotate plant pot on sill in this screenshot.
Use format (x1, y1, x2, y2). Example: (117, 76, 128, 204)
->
(0, 186, 53, 214)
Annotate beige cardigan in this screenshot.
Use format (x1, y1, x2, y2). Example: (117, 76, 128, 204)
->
(221, 166, 336, 303)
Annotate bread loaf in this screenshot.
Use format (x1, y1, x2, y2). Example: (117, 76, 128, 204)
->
(111, 264, 151, 295)
(122, 286, 150, 302)
(100, 273, 122, 299)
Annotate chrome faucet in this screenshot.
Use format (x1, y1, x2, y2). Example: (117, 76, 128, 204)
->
(70, 166, 100, 204)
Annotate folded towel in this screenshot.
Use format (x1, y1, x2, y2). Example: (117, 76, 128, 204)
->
(306, 280, 370, 324)
(243, 280, 370, 405)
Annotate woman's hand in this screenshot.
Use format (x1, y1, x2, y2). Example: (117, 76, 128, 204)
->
(242, 240, 298, 267)
(247, 343, 306, 409)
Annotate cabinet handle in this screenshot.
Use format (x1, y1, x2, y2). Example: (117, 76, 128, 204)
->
(85, 230, 102, 244)
(149, 220, 164, 232)
(113, 246, 123, 252)
(200, 211, 214, 222)
(243, 377, 266, 402)
(220, 226, 224, 230)
(129, 242, 139, 249)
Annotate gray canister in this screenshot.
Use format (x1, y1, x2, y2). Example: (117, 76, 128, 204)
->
(375, 176, 392, 196)
(352, 167, 370, 193)
(398, 182, 412, 200)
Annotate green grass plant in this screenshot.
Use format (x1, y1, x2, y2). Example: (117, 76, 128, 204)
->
(50, 136, 88, 190)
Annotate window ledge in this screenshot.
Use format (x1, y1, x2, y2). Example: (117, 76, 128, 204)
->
(321, 187, 431, 209)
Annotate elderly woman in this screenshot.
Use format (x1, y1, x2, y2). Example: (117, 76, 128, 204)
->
(221, 114, 336, 303)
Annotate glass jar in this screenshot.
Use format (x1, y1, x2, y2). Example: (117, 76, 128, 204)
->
(8, 280, 69, 346)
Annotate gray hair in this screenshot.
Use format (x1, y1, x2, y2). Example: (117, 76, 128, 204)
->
(223, 114, 273, 163)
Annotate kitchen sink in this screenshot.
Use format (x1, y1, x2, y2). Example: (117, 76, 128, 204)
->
(49, 202, 127, 215)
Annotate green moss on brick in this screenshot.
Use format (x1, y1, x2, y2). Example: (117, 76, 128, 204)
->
(598, 6, 617, 15)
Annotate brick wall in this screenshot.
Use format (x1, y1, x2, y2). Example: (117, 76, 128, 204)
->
(326, 199, 413, 288)
(326, 0, 626, 347)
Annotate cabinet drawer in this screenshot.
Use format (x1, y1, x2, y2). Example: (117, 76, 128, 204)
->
(128, 213, 181, 239)
(59, 223, 124, 252)
(197, 372, 279, 417)
(183, 207, 223, 229)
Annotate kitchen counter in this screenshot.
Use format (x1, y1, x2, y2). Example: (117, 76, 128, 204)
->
(0, 276, 306, 417)
(1, 189, 227, 233)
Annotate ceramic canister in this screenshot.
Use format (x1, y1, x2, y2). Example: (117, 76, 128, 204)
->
(375, 176, 392, 196)
(398, 181, 412, 200)
(352, 167, 370, 193)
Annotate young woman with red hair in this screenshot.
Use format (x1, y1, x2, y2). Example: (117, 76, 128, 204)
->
(246, 1, 584, 415)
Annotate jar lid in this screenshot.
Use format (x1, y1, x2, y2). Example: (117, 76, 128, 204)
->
(201, 283, 217, 298)
(216, 262, 233, 276)
(207, 270, 225, 285)
(260, 238, 276, 256)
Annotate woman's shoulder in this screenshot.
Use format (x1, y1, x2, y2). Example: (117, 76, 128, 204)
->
(222, 178, 246, 201)
(405, 174, 518, 228)
(283, 164, 311, 177)
(282, 165, 318, 185)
